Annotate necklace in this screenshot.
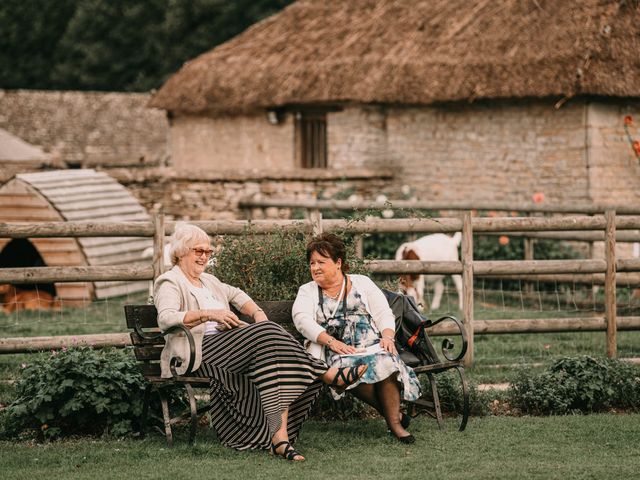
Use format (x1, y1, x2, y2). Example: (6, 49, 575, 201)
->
(322, 282, 343, 299)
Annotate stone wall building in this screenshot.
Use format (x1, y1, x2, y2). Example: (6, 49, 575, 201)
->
(149, 0, 640, 208)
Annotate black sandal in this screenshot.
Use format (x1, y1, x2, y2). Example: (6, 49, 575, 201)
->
(330, 365, 368, 394)
(271, 440, 304, 461)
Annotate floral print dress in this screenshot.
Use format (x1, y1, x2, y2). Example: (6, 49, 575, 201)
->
(319, 286, 421, 401)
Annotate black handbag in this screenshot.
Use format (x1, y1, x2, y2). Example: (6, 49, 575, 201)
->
(382, 289, 439, 365)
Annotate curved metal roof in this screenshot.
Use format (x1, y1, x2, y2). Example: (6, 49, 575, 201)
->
(15, 169, 152, 299)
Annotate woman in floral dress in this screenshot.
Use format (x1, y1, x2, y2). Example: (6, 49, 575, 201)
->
(293, 233, 421, 444)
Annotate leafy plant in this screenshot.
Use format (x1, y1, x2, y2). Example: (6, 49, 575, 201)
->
(420, 370, 487, 416)
(1, 346, 183, 440)
(213, 227, 366, 301)
(508, 355, 640, 415)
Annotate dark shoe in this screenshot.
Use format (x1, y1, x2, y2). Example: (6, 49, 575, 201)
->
(388, 412, 411, 434)
(330, 365, 368, 394)
(271, 441, 304, 461)
(396, 434, 416, 444)
(401, 412, 411, 429)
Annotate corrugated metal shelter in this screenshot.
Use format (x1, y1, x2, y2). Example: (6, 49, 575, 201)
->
(0, 169, 152, 302)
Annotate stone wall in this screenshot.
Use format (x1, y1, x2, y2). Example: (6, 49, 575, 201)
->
(0, 89, 168, 167)
(326, 98, 640, 206)
(170, 113, 295, 171)
(107, 167, 394, 221)
(587, 100, 640, 206)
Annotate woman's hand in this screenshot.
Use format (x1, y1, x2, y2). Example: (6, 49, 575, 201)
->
(201, 309, 242, 330)
(328, 339, 358, 355)
(379, 336, 398, 355)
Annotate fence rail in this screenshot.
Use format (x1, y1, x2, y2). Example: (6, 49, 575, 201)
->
(239, 198, 640, 215)
(1, 211, 639, 363)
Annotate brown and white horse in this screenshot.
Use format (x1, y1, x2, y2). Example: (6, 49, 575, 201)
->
(395, 233, 463, 311)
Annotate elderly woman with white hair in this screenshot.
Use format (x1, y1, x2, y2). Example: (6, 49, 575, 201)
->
(154, 222, 367, 461)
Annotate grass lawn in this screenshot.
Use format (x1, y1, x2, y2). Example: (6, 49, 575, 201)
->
(1, 414, 638, 480)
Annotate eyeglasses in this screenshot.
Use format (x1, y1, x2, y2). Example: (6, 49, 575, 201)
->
(190, 248, 214, 258)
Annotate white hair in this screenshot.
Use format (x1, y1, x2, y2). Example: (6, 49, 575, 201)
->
(168, 222, 210, 266)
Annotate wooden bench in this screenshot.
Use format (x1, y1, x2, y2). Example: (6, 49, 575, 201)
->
(124, 295, 469, 446)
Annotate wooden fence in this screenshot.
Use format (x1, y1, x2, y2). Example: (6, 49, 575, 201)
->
(1, 212, 640, 366)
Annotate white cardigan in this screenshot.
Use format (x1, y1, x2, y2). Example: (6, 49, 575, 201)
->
(292, 274, 396, 359)
(154, 266, 251, 378)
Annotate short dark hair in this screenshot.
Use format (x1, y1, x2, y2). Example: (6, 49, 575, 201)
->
(306, 233, 349, 272)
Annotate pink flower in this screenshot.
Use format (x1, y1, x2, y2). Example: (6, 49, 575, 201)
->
(499, 236, 510, 246)
(532, 192, 545, 204)
(624, 115, 633, 126)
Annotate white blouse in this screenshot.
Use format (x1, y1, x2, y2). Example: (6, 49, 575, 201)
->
(188, 283, 226, 335)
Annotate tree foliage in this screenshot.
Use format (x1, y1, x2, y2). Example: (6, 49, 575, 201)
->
(0, 0, 294, 92)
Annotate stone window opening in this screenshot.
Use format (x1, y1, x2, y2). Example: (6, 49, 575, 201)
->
(295, 110, 327, 168)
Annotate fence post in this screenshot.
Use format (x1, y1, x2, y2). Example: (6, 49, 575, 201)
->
(523, 235, 534, 294)
(152, 211, 165, 282)
(604, 210, 617, 358)
(462, 211, 474, 367)
(310, 209, 323, 236)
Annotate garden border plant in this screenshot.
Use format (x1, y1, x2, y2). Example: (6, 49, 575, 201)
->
(1, 346, 186, 441)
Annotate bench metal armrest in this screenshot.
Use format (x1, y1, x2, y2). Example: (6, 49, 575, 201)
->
(163, 324, 197, 378)
(426, 315, 468, 362)
(133, 321, 164, 341)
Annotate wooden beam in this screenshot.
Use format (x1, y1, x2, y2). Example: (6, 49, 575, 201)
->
(1, 215, 639, 240)
(605, 210, 617, 358)
(427, 316, 640, 336)
(0, 265, 154, 283)
(237, 198, 640, 215)
(461, 212, 474, 367)
(365, 259, 607, 275)
(153, 211, 165, 280)
(0, 221, 153, 237)
(0, 333, 131, 353)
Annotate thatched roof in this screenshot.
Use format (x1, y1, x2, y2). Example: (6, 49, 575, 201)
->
(150, 0, 640, 115)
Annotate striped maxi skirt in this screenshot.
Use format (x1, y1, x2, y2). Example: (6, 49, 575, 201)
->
(195, 321, 328, 451)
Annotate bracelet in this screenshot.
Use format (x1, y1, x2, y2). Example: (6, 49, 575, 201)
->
(252, 308, 264, 319)
(326, 337, 334, 346)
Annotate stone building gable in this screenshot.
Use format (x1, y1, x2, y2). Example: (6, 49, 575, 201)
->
(0, 89, 168, 168)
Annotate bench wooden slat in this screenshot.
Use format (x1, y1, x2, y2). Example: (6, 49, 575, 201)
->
(138, 362, 162, 377)
(134, 345, 164, 361)
(125, 304, 159, 329)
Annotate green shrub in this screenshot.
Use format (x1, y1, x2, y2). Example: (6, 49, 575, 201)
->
(422, 370, 488, 417)
(508, 355, 640, 415)
(213, 227, 366, 301)
(2, 346, 160, 440)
